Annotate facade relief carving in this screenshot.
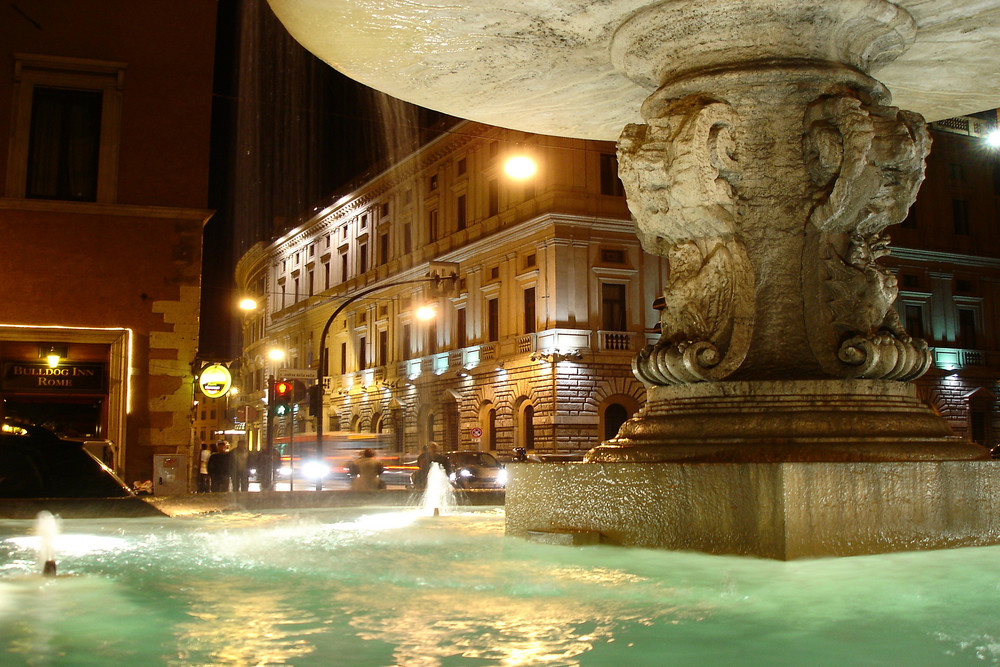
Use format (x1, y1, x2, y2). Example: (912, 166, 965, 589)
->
(803, 93, 932, 380)
(617, 95, 754, 385)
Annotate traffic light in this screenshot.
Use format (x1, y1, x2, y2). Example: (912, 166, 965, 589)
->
(273, 380, 293, 416)
(427, 261, 460, 297)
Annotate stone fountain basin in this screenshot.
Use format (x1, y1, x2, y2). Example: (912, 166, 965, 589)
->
(267, 0, 1000, 140)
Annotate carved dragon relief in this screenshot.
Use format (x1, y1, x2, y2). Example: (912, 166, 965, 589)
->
(803, 94, 932, 380)
(617, 94, 754, 385)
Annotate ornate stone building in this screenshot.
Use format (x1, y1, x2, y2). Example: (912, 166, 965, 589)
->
(0, 1, 216, 484)
(236, 121, 661, 458)
(892, 115, 1000, 448)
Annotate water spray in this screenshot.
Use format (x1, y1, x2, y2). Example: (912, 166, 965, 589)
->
(36, 511, 59, 578)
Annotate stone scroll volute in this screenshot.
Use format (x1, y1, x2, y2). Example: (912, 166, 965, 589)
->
(617, 95, 754, 385)
(802, 94, 933, 380)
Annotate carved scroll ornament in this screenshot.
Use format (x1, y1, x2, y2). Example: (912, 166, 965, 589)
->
(618, 95, 754, 385)
(803, 94, 932, 380)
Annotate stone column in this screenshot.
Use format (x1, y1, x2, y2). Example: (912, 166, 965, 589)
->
(588, 0, 986, 463)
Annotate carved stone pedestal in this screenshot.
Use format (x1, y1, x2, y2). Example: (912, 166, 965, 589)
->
(590, 0, 987, 464)
(589, 380, 985, 463)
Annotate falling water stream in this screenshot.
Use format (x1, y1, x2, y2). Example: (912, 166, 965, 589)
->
(3, 506, 1000, 666)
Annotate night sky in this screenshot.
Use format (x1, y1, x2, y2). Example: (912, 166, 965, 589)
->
(199, 0, 450, 360)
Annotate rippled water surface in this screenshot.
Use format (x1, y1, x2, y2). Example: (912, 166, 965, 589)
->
(3, 507, 1000, 666)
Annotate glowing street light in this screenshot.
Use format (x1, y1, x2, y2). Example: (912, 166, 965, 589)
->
(504, 155, 536, 179)
(415, 304, 436, 321)
(986, 129, 1000, 149)
(239, 297, 258, 311)
(268, 348, 285, 362)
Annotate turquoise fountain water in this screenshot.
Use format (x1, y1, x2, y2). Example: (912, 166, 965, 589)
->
(3, 506, 1000, 666)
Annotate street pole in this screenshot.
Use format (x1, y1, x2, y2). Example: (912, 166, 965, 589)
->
(314, 270, 458, 486)
(262, 373, 275, 491)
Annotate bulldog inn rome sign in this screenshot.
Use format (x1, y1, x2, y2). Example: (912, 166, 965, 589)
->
(3, 362, 107, 393)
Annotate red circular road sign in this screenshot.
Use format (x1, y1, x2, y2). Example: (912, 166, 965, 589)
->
(470, 427, 483, 438)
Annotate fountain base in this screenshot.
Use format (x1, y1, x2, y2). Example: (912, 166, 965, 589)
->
(506, 460, 1000, 559)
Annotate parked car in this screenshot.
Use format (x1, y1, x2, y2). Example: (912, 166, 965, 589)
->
(0, 421, 133, 498)
(443, 450, 506, 489)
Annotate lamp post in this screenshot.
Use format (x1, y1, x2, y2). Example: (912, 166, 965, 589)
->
(314, 266, 458, 489)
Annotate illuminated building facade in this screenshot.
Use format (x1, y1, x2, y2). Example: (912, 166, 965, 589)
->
(237, 121, 661, 457)
(891, 115, 1000, 448)
(0, 1, 216, 483)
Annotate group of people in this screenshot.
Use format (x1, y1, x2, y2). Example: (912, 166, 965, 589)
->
(198, 439, 251, 492)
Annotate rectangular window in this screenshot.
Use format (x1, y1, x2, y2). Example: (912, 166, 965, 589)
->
(600, 153, 625, 196)
(488, 298, 499, 342)
(524, 287, 536, 334)
(488, 179, 499, 216)
(602, 283, 627, 331)
(457, 157, 467, 175)
(340, 342, 347, 373)
(958, 307, 978, 348)
(27, 87, 103, 201)
(378, 330, 388, 366)
(308, 270, 314, 296)
(381, 202, 389, 217)
(457, 194, 467, 230)
(404, 223, 412, 253)
(905, 304, 924, 339)
(341, 253, 348, 282)
(429, 209, 438, 242)
(953, 198, 970, 235)
(359, 336, 367, 370)
(427, 322, 437, 355)
(379, 233, 389, 265)
(293, 278, 299, 303)
(359, 243, 368, 274)
(402, 324, 412, 360)
(457, 308, 467, 348)
(324, 263, 330, 289)
(429, 173, 438, 191)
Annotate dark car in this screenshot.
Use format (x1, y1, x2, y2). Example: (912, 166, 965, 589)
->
(0, 422, 133, 498)
(443, 450, 506, 489)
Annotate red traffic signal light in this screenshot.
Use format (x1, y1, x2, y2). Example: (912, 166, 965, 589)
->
(273, 380, 293, 416)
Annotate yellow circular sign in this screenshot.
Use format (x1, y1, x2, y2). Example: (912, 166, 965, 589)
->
(199, 364, 232, 398)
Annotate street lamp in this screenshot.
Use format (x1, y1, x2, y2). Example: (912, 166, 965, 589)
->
(314, 265, 459, 488)
(504, 155, 537, 179)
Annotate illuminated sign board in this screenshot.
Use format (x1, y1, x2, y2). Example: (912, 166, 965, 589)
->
(199, 364, 233, 398)
(3, 362, 107, 393)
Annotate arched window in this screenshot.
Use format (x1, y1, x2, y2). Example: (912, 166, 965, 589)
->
(479, 402, 497, 451)
(604, 403, 630, 441)
(598, 396, 639, 444)
(371, 412, 383, 433)
(515, 398, 535, 450)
